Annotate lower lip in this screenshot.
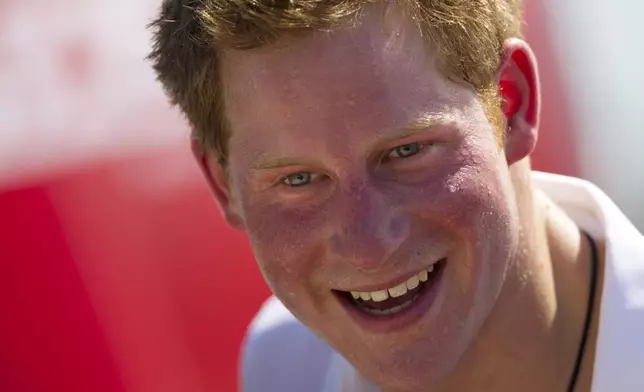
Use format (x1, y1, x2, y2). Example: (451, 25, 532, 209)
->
(336, 260, 446, 334)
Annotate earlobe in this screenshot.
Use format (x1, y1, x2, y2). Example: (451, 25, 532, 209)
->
(498, 38, 540, 166)
(191, 139, 246, 231)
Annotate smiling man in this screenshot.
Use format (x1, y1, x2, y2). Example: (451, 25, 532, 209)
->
(148, 1, 644, 391)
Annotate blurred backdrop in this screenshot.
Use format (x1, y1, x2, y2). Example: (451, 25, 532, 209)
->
(1, 1, 642, 391)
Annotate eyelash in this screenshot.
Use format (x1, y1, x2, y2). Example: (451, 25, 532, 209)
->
(281, 172, 320, 187)
(382, 141, 429, 162)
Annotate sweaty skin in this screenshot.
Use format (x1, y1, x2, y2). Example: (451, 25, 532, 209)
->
(199, 4, 599, 392)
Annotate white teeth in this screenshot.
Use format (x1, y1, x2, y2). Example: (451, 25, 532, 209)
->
(388, 282, 408, 298)
(349, 264, 439, 302)
(371, 290, 389, 302)
(406, 274, 419, 290)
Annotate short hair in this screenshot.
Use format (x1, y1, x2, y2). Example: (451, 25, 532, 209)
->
(148, 0, 523, 164)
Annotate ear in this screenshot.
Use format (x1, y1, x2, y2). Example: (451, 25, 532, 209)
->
(191, 139, 246, 231)
(498, 38, 540, 166)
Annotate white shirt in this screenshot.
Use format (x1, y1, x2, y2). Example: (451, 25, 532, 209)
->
(240, 172, 644, 392)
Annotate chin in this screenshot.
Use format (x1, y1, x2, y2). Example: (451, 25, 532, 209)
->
(348, 334, 470, 392)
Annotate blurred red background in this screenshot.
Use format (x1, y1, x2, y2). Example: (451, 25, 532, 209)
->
(0, 1, 578, 391)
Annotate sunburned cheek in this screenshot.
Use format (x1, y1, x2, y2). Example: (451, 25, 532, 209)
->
(436, 162, 517, 300)
(241, 200, 326, 286)
(403, 147, 513, 248)
(407, 161, 515, 327)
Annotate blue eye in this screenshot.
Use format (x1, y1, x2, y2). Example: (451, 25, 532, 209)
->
(283, 172, 316, 187)
(388, 142, 424, 159)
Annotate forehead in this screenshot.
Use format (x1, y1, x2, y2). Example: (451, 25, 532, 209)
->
(219, 3, 467, 161)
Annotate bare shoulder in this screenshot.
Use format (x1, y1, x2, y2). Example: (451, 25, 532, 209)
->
(240, 296, 334, 392)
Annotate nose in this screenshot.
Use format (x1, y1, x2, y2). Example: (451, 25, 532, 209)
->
(328, 178, 410, 272)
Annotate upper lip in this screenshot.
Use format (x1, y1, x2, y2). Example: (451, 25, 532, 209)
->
(334, 259, 443, 292)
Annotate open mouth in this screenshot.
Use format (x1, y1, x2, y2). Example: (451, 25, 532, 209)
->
(337, 260, 446, 321)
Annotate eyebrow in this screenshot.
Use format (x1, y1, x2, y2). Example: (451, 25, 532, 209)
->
(359, 111, 455, 152)
(250, 111, 454, 170)
(250, 155, 316, 170)
(386, 112, 452, 140)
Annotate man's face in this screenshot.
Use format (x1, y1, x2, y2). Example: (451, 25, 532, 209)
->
(218, 5, 520, 390)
